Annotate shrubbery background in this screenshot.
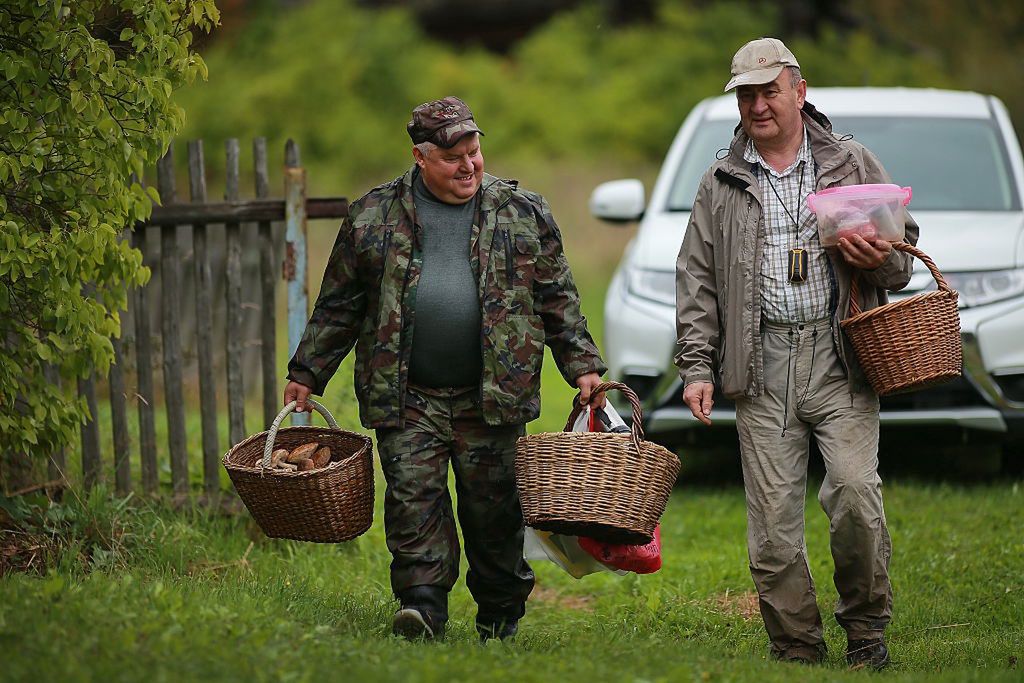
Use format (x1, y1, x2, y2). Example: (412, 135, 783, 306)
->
(177, 0, 955, 193)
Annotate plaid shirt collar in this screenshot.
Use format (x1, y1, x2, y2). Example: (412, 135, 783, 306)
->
(743, 126, 813, 178)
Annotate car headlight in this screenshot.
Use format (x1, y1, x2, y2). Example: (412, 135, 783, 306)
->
(626, 267, 675, 306)
(942, 269, 1024, 308)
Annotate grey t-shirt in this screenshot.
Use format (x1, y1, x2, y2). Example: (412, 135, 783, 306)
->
(408, 173, 482, 388)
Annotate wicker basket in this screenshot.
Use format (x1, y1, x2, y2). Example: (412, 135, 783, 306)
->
(841, 242, 962, 396)
(515, 381, 680, 545)
(223, 400, 374, 543)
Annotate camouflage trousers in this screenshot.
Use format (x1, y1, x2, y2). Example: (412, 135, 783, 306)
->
(375, 383, 535, 624)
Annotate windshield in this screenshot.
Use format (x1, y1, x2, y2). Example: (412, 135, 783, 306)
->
(666, 115, 1021, 212)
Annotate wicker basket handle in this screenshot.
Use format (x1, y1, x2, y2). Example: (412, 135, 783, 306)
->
(563, 381, 645, 455)
(259, 399, 339, 468)
(848, 241, 952, 318)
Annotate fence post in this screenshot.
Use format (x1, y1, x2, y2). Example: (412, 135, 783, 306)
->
(43, 363, 67, 495)
(188, 140, 221, 497)
(253, 138, 278, 429)
(157, 147, 190, 501)
(225, 139, 247, 446)
(110, 326, 131, 496)
(132, 223, 159, 495)
(78, 375, 101, 488)
(284, 140, 309, 426)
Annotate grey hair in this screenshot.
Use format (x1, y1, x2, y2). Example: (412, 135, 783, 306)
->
(414, 141, 437, 157)
(788, 66, 802, 87)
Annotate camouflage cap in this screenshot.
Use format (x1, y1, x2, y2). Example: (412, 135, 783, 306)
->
(407, 96, 484, 148)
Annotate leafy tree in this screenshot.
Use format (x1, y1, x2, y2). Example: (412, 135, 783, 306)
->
(177, 0, 951, 192)
(0, 1, 218, 484)
(853, 0, 1024, 132)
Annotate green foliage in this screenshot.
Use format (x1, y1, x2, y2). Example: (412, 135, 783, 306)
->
(853, 0, 1024, 134)
(176, 0, 950, 193)
(177, 0, 480, 189)
(0, 1, 218, 466)
(1, 485, 140, 574)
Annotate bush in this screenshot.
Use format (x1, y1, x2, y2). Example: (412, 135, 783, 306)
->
(0, 1, 218, 474)
(176, 0, 950, 192)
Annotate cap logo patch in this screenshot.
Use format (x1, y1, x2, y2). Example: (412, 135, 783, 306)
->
(758, 57, 766, 64)
(437, 105, 460, 119)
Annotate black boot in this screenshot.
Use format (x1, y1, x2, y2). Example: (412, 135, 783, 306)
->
(393, 585, 448, 640)
(476, 603, 524, 643)
(476, 617, 518, 643)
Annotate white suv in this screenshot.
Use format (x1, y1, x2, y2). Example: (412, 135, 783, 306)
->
(591, 87, 1024, 463)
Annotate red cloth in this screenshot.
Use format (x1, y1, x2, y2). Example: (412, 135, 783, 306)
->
(577, 526, 662, 574)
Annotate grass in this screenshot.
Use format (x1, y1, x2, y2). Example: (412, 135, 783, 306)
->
(2, 479, 1021, 682)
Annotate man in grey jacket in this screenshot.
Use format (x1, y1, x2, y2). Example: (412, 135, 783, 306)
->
(675, 38, 919, 669)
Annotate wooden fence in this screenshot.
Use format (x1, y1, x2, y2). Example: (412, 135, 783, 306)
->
(53, 138, 348, 501)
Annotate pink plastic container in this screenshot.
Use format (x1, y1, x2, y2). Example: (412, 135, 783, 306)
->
(806, 184, 912, 247)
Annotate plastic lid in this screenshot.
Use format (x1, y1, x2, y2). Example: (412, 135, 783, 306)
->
(806, 183, 912, 212)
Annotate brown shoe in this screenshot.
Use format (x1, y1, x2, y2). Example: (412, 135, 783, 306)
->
(847, 637, 890, 670)
(772, 643, 826, 664)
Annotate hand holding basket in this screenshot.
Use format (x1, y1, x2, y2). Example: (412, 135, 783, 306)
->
(514, 382, 680, 545)
(843, 242, 962, 396)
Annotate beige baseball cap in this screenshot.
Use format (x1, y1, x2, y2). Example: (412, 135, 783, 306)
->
(724, 37, 800, 92)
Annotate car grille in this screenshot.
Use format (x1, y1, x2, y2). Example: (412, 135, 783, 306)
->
(878, 376, 987, 410)
(993, 373, 1024, 403)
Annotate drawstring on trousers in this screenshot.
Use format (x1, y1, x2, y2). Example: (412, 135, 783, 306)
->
(798, 328, 818, 409)
(780, 326, 819, 437)
(782, 328, 793, 437)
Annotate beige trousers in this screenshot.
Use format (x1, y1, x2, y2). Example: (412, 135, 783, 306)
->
(735, 318, 892, 655)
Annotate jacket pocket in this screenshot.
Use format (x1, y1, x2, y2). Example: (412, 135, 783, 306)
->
(509, 313, 544, 354)
(499, 230, 540, 286)
(492, 314, 544, 402)
(491, 232, 539, 316)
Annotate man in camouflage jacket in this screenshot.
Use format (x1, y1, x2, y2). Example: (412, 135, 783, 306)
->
(284, 96, 607, 642)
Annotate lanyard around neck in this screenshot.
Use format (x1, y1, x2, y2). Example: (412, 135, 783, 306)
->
(763, 162, 805, 233)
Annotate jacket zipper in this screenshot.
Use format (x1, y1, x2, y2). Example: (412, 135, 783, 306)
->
(396, 225, 417, 413)
(503, 228, 514, 282)
(746, 188, 764, 396)
(374, 228, 393, 332)
(477, 197, 515, 409)
(382, 228, 393, 261)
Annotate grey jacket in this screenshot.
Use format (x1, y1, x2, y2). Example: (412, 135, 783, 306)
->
(674, 103, 920, 398)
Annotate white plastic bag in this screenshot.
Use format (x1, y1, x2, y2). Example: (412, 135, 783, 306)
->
(522, 403, 630, 578)
(523, 527, 621, 578)
(569, 401, 629, 434)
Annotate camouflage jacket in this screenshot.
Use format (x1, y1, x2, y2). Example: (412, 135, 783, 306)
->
(287, 166, 607, 429)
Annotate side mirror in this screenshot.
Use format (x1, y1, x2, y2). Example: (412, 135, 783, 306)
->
(589, 179, 645, 224)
